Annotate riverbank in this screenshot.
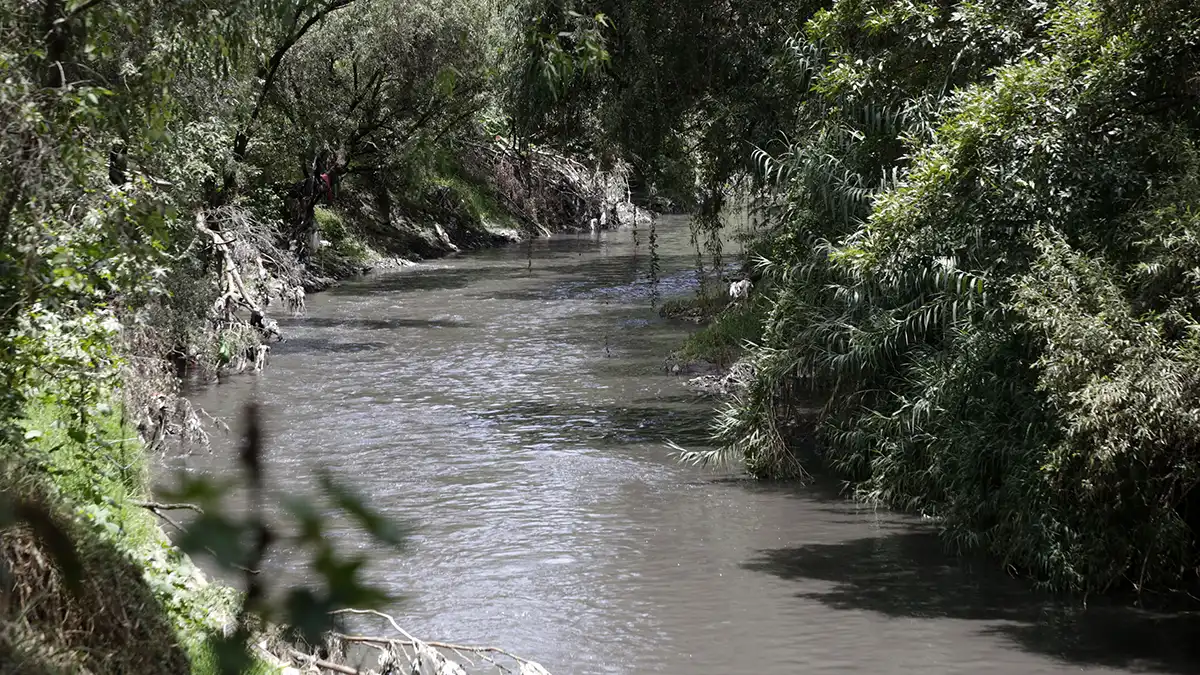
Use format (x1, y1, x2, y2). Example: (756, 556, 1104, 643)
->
(165, 220, 1200, 675)
(659, 289, 759, 393)
(1, 3, 643, 671)
(1, 140, 644, 674)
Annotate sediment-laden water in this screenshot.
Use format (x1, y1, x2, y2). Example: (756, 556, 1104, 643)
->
(162, 217, 1200, 674)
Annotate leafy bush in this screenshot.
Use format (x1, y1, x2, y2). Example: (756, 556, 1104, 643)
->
(541, 0, 1200, 592)
(702, 0, 1200, 592)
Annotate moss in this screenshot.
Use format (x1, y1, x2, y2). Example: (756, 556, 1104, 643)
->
(430, 173, 523, 234)
(660, 292, 731, 322)
(19, 395, 157, 545)
(188, 637, 281, 675)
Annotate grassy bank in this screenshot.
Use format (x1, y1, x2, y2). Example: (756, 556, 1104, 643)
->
(662, 290, 766, 370)
(5, 394, 247, 675)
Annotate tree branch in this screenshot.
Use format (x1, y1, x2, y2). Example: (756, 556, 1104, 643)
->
(131, 500, 204, 514)
(230, 0, 363, 169)
(286, 649, 359, 675)
(67, 0, 106, 19)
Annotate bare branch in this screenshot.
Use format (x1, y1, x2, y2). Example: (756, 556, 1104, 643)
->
(328, 608, 551, 672)
(286, 648, 360, 674)
(131, 500, 204, 514)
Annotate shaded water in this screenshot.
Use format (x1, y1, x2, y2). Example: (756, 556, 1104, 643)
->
(162, 217, 1200, 674)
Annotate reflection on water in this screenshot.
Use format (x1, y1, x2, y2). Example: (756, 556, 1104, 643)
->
(162, 217, 1200, 674)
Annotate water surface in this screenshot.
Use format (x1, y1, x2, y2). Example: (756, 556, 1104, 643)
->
(163, 217, 1200, 674)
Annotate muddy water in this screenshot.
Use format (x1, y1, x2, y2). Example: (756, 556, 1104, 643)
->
(162, 217, 1200, 674)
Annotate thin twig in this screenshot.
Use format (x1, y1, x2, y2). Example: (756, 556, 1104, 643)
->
(139, 504, 261, 575)
(331, 608, 419, 643)
(334, 633, 530, 664)
(144, 506, 185, 533)
(331, 608, 547, 672)
(131, 500, 204, 513)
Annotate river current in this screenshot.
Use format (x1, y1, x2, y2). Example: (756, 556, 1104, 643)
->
(161, 217, 1200, 674)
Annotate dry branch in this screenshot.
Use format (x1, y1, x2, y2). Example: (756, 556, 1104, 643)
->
(194, 209, 288, 362)
(286, 647, 361, 674)
(136, 503, 261, 575)
(336, 635, 531, 666)
(464, 142, 646, 235)
(283, 608, 556, 675)
(131, 501, 203, 514)
(196, 212, 264, 319)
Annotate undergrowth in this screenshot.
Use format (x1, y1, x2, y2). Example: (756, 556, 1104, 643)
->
(666, 292, 766, 368)
(430, 157, 525, 234)
(310, 206, 379, 278)
(8, 392, 252, 674)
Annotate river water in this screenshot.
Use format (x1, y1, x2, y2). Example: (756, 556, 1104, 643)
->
(161, 217, 1200, 675)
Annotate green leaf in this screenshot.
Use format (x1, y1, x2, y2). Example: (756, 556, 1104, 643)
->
(177, 513, 247, 570)
(283, 588, 334, 645)
(318, 471, 410, 549)
(282, 494, 324, 545)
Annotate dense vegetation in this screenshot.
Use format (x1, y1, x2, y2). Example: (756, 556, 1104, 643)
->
(0, 0, 618, 672)
(5, 0, 1200, 670)
(542, 0, 1200, 594)
(740, 0, 1200, 595)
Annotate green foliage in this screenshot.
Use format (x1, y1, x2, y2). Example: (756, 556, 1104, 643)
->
(16, 388, 241, 637)
(430, 166, 524, 233)
(511, 0, 809, 206)
(310, 207, 375, 277)
(0, 468, 194, 675)
(1, 6, 424, 668)
(188, 639, 279, 675)
(693, 0, 1200, 593)
(518, 0, 1200, 595)
(161, 403, 409, 675)
(502, 1, 612, 148)
(670, 295, 765, 368)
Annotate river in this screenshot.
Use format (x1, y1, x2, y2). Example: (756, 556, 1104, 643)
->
(160, 216, 1200, 675)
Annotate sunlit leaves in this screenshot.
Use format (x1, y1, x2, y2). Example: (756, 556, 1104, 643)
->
(708, 0, 1200, 592)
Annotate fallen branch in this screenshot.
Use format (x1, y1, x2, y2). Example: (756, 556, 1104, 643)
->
(336, 634, 530, 666)
(139, 503, 186, 533)
(196, 212, 263, 315)
(286, 647, 360, 675)
(131, 500, 204, 513)
(329, 609, 551, 674)
(196, 210, 283, 345)
(136, 502, 262, 575)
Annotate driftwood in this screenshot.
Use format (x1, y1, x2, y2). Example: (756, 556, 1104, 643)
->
(285, 647, 360, 674)
(275, 608, 552, 675)
(196, 211, 281, 342)
(131, 500, 204, 514)
(728, 278, 752, 303)
(286, 285, 307, 316)
(190, 207, 314, 375)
